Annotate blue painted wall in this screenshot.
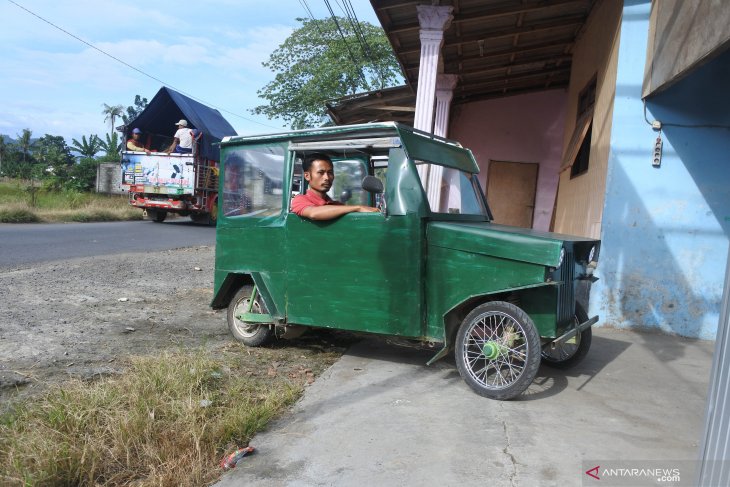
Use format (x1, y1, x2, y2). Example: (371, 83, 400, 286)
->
(591, 1, 730, 339)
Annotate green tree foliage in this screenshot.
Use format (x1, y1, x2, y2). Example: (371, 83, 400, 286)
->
(35, 134, 74, 169)
(101, 103, 124, 133)
(71, 135, 102, 159)
(17, 128, 34, 165)
(98, 132, 122, 162)
(122, 95, 149, 125)
(253, 17, 403, 129)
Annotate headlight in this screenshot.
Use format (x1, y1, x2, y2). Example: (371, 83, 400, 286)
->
(556, 248, 565, 268)
(588, 245, 596, 263)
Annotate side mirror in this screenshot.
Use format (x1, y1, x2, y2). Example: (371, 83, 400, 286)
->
(339, 188, 352, 203)
(362, 175, 384, 194)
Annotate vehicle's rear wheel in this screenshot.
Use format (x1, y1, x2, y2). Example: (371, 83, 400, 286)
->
(541, 302, 592, 369)
(455, 301, 541, 400)
(227, 285, 274, 347)
(208, 200, 218, 227)
(147, 209, 167, 222)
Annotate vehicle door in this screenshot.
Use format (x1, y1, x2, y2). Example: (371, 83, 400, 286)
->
(284, 150, 425, 338)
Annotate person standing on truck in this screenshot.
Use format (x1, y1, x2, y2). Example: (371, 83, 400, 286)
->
(165, 119, 194, 154)
(126, 128, 151, 154)
(291, 153, 379, 221)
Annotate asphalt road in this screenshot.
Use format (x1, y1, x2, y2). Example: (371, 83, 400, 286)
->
(0, 220, 216, 269)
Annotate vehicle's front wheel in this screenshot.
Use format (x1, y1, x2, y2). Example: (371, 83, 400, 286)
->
(455, 301, 541, 400)
(227, 285, 274, 347)
(541, 302, 592, 369)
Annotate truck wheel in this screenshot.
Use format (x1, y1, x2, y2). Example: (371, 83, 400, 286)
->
(541, 303, 592, 369)
(208, 200, 218, 227)
(455, 301, 541, 400)
(227, 285, 274, 347)
(147, 210, 167, 223)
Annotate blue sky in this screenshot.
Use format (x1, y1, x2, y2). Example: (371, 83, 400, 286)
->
(0, 0, 380, 143)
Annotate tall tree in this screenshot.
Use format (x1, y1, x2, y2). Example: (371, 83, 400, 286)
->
(71, 134, 102, 159)
(101, 103, 124, 133)
(17, 128, 33, 165)
(253, 16, 402, 129)
(122, 95, 149, 125)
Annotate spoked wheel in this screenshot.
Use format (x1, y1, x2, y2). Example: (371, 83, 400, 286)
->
(227, 285, 274, 346)
(455, 301, 541, 400)
(541, 302, 592, 369)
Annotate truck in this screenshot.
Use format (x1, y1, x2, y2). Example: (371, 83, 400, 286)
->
(120, 87, 237, 224)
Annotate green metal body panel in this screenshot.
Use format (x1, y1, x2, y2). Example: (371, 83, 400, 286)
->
(286, 213, 423, 336)
(213, 122, 600, 345)
(425, 244, 555, 338)
(428, 222, 564, 267)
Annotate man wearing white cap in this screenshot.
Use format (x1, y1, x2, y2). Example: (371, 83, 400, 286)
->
(165, 119, 194, 154)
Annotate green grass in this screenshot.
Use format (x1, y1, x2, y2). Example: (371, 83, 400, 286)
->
(0, 179, 142, 223)
(0, 350, 306, 486)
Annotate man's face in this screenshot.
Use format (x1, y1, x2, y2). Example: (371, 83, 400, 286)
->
(133, 133, 141, 139)
(304, 159, 334, 193)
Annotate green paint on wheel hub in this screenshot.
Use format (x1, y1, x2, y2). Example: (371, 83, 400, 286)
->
(482, 341, 502, 359)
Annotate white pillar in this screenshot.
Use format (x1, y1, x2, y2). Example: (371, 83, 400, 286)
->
(413, 5, 453, 132)
(427, 74, 459, 209)
(433, 74, 458, 138)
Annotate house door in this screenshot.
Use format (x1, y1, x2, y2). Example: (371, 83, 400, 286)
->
(486, 160, 539, 228)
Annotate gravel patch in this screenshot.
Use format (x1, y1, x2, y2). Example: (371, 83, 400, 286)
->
(0, 246, 229, 403)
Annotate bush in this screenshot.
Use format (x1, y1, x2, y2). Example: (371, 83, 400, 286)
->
(0, 207, 40, 223)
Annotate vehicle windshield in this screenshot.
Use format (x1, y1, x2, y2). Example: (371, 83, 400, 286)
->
(415, 161, 489, 216)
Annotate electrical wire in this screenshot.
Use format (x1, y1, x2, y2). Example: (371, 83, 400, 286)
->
(7, 0, 281, 130)
(322, 0, 368, 87)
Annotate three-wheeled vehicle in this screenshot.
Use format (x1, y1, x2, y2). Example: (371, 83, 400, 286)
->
(211, 123, 600, 400)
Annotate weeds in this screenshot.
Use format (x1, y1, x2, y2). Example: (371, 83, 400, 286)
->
(0, 180, 141, 223)
(0, 350, 305, 486)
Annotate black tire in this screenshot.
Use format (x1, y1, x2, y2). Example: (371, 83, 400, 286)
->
(455, 301, 541, 400)
(208, 200, 218, 227)
(541, 302, 592, 369)
(227, 285, 274, 347)
(147, 209, 167, 223)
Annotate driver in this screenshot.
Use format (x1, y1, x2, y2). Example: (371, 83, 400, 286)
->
(291, 153, 379, 221)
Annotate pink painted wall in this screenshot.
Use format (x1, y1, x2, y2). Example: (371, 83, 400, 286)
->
(449, 89, 568, 231)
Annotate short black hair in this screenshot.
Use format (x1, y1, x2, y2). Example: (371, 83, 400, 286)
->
(303, 153, 332, 172)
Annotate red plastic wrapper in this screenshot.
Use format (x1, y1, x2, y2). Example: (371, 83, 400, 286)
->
(220, 446, 255, 470)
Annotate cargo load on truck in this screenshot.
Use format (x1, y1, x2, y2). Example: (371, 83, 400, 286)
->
(121, 87, 237, 224)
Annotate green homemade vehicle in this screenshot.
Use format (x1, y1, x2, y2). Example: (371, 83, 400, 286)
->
(212, 122, 600, 400)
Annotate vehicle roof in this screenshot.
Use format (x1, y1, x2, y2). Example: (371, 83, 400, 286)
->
(129, 87, 237, 160)
(221, 122, 479, 173)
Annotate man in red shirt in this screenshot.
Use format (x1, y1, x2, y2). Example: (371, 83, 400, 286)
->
(291, 153, 379, 220)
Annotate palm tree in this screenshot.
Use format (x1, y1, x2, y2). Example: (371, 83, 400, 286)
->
(99, 132, 122, 161)
(70, 134, 102, 159)
(101, 103, 124, 133)
(17, 128, 33, 164)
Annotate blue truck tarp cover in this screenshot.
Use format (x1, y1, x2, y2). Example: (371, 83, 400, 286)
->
(128, 87, 237, 160)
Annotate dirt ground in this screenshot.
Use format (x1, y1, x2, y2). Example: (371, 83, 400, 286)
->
(0, 246, 351, 406)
